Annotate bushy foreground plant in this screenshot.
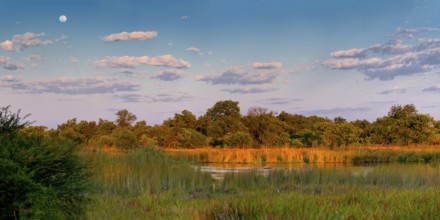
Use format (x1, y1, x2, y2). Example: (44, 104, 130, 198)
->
(0, 106, 90, 219)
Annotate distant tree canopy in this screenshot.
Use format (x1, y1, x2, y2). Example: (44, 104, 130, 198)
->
(115, 109, 137, 127)
(16, 102, 440, 149)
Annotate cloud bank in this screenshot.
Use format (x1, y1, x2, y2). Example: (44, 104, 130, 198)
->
(0, 56, 23, 70)
(0, 75, 140, 95)
(151, 69, 184, 81)
(95, 55, 191, 69)
(324, 27, 440, 80)
(197, 68, 280, 85)
(250, 61, 282, 70)
(102, 31, 158, 42)
(1, 32, 52, 52)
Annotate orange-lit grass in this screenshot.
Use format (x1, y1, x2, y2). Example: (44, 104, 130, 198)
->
(164, 145, 440, 164)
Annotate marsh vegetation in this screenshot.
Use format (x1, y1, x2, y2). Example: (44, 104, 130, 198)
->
(3, 102, 440, 219)
(85, 148, 440, 219)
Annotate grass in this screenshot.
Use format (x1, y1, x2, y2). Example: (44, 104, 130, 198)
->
(83, 147, 440, 219)
(165, 145, 440, 164)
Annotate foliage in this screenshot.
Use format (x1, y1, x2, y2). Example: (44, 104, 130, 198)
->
(115, 109, 137, 127)
(0, 105, 32, 136)
(223, 131, 253, 148)
(175, 128, 207, 148)
(206, 100, 241, 121)
(112, 128, 138, 149)
(0, 107, 90, 219)
(20, 101, 440, 149)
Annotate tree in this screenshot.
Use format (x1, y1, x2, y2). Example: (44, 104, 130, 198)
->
(0, 106, 90, 219)
(203, 101, 248, 147)
(206, 100, 241, 121)
(333, 116, 347, 124)
(207, 116, 248, 146)
(223, 131, 253, 148)
(57, 118, 85, 145)
(112, 128, 138, 149)
(175, 128, 207, 148)
(0, 106, 32, 135)
(244, 107, 287, 146)
(388, 104, 417, 120)
(115, 109, 137, 127)
(97, 119, 117, 136)
(166, 110, 197, 129)
(132, 120, 150, 140)
(351, 119, 371, 144)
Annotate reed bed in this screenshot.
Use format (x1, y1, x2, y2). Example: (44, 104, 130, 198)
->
(165, 145, 440, 164)
(82, 147, 440, 219)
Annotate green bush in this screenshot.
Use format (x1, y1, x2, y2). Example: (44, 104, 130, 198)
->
(98, 135, 114, 147)
(178, 128, 207, 148)
(112, 128, 138, 149)
(0, 106, 90, 219)
(139, 134, 158, 148)
(223, 131, 253, 148)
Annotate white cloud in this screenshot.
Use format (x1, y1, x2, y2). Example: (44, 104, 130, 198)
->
(0, 56, 23, 70)
(151, 69, 184, 81)
(323, 57, 383, 70)
(0, 40, 13, 51)
(0, 76, 140, 95)
(330, 48, 367, 58)
(250, 61, 282, 70)
(186, 47, 203, 56)
(0, 32, 52, 52)
(95, 55, 191, 69)
(197, 68, 280, 85)
(323, 27, 440, 80)
(102, 31, 158, 42)
(395, 27, 440, 38)
(180, 16, 189, 20)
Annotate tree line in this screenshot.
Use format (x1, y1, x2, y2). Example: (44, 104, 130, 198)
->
(18, 100, 440, 149)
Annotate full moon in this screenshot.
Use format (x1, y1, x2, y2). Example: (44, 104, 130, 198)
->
(59, 15, 67, 23)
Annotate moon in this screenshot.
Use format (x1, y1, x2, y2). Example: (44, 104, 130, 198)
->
(59, 15, 67, 23)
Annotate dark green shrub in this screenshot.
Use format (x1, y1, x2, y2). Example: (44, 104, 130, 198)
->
(0, 106, 90, 219)
(223, 131, 253, 148)
(112, 128, 138, 149)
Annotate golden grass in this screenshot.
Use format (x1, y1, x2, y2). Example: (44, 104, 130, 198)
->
(164, 145, 440, 164)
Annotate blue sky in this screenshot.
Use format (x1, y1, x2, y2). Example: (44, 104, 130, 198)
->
(2, 0, 440, 127)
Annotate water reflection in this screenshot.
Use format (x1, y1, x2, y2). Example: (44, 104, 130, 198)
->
(191, 163, 378, 181)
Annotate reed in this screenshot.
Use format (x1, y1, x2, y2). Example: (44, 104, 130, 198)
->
(84, 148, 440, 219)
(165, 145, 440, 164)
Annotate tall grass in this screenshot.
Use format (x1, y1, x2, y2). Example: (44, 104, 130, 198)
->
(83, 148, 213, 219)
(166, 146, 440, 164)
(84, 148, 440, 219)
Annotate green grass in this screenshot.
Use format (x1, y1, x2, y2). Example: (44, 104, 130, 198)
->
(83, 148, 440, 219)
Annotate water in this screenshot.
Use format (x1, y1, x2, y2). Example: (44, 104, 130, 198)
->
(191, 163, 377, 181)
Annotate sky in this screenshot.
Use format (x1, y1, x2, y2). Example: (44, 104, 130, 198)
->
(2, 0, 440, 128)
